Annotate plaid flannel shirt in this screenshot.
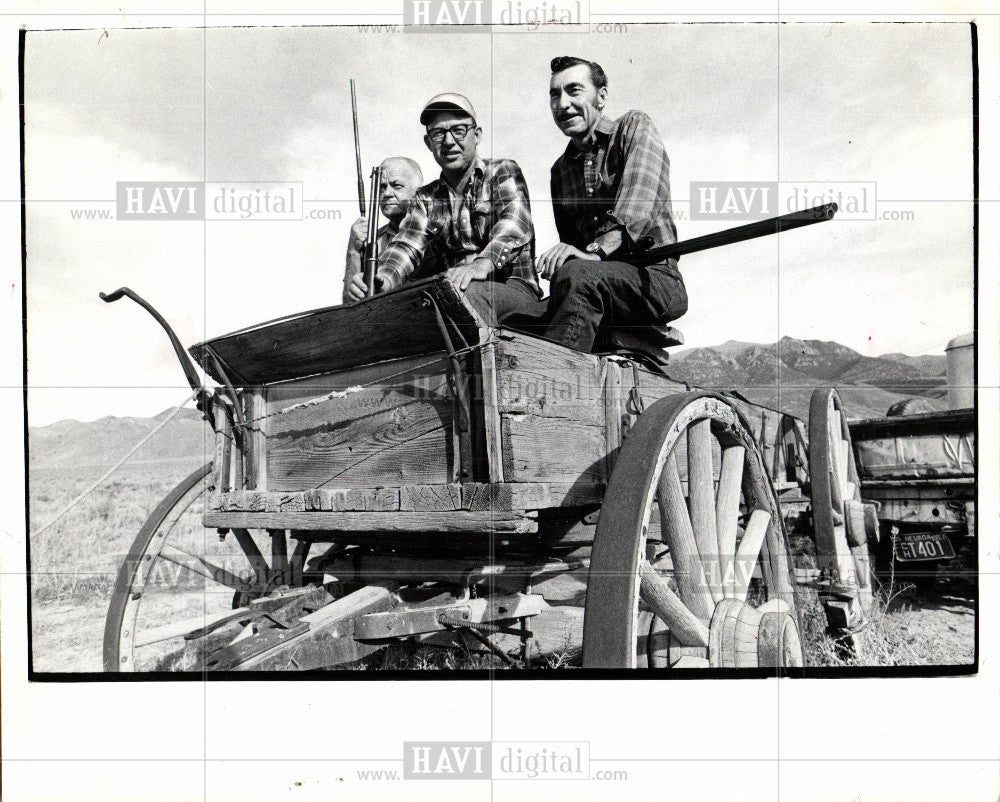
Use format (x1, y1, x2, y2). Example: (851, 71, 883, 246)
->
(344, 221, 399, 280)
(551, 110, 678, 266)
(377, 158, 540, 296)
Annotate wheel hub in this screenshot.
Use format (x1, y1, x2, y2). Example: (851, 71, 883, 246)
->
(708, 598, 803, 668)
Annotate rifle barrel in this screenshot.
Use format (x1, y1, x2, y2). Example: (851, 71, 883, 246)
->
(350, 79, 366, 217)
(632, 202, 838, 267)
(364, 166, 383, 298)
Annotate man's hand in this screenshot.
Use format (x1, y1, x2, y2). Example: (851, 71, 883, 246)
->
(536, 242, 599, 280)
(444, 257, 493, 291)
(343, 273, 369, 303)
(349, 216, 368, 250)
(586, 228, 624, 259)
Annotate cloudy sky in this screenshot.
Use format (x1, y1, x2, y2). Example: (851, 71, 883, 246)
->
(24, 23, 975, 425)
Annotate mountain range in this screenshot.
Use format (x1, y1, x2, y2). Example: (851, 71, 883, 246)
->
(665, 336, 946, 420)
(27, 337, 948, 476)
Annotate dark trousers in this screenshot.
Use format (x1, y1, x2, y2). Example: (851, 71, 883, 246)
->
(544, 259, 688, 352)
(462, 278, 541, 327)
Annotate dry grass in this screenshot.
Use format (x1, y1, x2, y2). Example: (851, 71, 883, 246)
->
(800, 574, 975, 667)
(803, 580, 917, 667)
(27, 472, 192, 604)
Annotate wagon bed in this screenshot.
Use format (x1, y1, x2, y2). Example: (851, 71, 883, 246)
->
(102, 277, 870, 672)
(192, 277, 806, 528)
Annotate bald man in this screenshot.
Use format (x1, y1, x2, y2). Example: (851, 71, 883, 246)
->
(343, 156, 424, 303)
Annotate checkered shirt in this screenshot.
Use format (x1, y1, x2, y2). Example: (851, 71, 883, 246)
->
(377, 157, 540, 296)
(551, 110, 678, 263)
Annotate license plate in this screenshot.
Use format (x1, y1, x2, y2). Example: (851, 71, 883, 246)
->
(894, 532, 956, 562)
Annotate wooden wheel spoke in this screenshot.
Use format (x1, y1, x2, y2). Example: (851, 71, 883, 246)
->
(836, 437, 850, 490)
(270, 529, 289, 582)
(133, 606, 253, 648)
(715, 445, 745, 598)
(639, 562, 709, 648)
(159, 543, 252, 592)
(232, 528, 269, 577)
(734, 509, 771, 602)
(833, 525, 858, 582)
(657, 454, 714, 623)
(687, 419, 723, 603)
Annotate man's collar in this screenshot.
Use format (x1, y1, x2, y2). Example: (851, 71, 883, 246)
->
(566, 114, 614, 159)
(438, 157, 487, 193)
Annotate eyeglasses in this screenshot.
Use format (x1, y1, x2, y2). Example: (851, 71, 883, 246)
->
(426, 124, 474, 144)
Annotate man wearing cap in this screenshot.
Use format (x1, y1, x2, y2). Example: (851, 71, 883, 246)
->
(537, 56, 688, 352)
(343, 156, 424, 304)
(375, 93, 541, 323)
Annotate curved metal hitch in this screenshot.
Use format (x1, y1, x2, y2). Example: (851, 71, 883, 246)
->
(99, 286, 213, 423)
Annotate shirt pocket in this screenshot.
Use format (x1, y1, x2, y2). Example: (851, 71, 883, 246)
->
(425, 218, 444, 239)
(598, 145, 624, 195)
(472, 199, 493, 241)
(597, 161, 618, 197)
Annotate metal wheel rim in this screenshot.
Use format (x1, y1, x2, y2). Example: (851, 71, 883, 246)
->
(103, 464, 276, 672)
(808, 389, 873, 601)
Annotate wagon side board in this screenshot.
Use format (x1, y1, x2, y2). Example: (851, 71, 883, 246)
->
(206, 328, 809, 528)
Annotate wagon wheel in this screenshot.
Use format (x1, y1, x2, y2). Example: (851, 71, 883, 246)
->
(772, 414, 809, 488)
(808, 388, 877, 655)
(582, 392, 803, 670)
(103, 463, 304, 672)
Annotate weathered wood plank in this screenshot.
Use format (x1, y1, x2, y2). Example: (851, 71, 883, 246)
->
(621, 364, 687, 414)
(215, 481, 604, 514)
(495, 335, 605, 425)
(210, 402, 232, 510)
(264, 353, 455, 491)
(503, 418, 607, 484)
(603, 359, 623, 480)
(204, 510, 539, 534)
(244, 388, 267, 491)
(849, 408, 975, 440)
(464, 481, 605, 510)
(236, 585, 397, 670)
(190, 276, 481, 386)
(479, 342, 505, 483)
(354, 593, 543, 640)
(399, 484, 463, 511)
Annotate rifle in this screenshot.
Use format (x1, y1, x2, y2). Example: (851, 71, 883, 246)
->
(350, 79, 366, 216)
(363, 166, 383, 298)
(630, 203, 838, 267)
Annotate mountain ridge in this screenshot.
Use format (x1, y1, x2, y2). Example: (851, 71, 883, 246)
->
(28, 337, 948, 474)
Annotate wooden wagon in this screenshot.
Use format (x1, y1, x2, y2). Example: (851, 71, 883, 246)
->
(100, 278, 876, 672)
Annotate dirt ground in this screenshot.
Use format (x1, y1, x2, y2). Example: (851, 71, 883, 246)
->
(879, 586, 976, 665)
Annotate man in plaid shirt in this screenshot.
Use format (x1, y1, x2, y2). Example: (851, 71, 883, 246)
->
(538, 56, 688, 352)
(376, 93, 541, 323)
